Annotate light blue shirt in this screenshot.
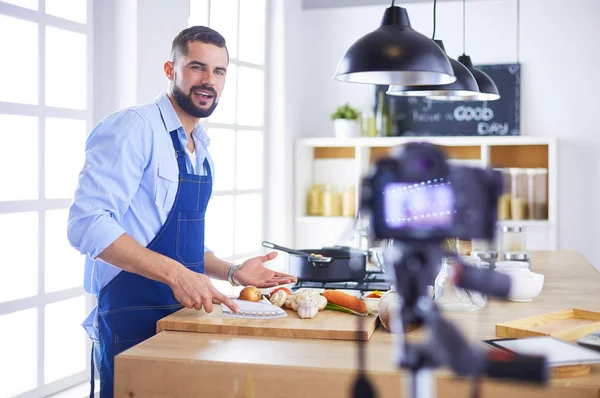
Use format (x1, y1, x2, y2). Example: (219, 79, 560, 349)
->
(67, 93, 214, 296)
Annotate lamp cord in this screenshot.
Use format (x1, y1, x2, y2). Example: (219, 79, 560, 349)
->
(432, 0, 437, 40)
(462, 0, 466, 54)
(516, 0, 520, 62)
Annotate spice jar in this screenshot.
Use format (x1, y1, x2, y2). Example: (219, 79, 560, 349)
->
(498, 225, 527, 255)
(510, 168, 529, 220)
(526, 168, 548, 220)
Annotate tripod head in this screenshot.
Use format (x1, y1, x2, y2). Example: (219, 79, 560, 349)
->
(356, 143, 548, 397)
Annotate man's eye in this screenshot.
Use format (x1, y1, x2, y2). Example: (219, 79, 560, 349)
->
(216, 70, 225, 76)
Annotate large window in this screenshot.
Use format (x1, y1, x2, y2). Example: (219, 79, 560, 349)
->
(0, 1, 92, 397)
(189, 0, 268, 295)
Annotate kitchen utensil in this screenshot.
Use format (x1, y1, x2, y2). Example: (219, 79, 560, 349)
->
(262, 241, 332, 263)
(287, 246, 367, 282)
(221, 299, 287, 319)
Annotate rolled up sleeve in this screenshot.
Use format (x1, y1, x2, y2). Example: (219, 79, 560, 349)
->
(67, 110, 151, 259)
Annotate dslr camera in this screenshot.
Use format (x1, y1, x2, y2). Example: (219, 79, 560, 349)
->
(360, 141, 504, 243)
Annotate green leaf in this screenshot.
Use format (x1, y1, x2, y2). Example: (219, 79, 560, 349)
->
(324, 302, 368, 316)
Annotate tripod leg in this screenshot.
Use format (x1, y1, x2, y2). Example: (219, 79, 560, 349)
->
(407, 368, 434, 398)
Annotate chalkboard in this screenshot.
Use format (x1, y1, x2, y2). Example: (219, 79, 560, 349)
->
(377, 63, 520, 136)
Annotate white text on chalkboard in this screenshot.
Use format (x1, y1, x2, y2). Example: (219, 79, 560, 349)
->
(453, 106, 494, 122)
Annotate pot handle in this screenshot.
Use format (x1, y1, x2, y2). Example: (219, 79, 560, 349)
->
(310, 260, 331, 269)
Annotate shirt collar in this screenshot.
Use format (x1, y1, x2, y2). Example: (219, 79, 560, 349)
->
(154, 93, 211, 148)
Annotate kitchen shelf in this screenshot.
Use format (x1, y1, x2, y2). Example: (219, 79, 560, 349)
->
(497, 220, 552, 227)
(297, 216, 355, 222)
(294, 136, 558, 251)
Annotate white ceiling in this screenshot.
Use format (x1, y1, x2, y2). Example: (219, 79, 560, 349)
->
(302, 0, 490, 9)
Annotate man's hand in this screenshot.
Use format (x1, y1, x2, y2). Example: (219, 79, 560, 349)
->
(233, 252, 297, 288)
(169, 267, 239, 313)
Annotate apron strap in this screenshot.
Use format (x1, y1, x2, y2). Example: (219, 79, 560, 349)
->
(202, 157, 212, 178)
(168, 130, 188, 177)
(90, 342, 95, 398)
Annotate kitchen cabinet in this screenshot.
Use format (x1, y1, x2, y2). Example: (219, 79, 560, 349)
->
(294, 136, 558, 252)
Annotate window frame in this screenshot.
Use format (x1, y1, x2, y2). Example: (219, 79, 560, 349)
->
(0, 1, 94, 397)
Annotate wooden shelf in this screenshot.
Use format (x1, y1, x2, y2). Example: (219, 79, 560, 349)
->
(490, 144, 549, 168)
(294, 136, 558, 251)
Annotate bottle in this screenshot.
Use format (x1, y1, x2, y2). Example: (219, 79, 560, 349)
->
(375, 88, 392, 137)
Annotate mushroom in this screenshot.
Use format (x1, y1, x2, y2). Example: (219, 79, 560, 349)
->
(269, 290, 288, 307)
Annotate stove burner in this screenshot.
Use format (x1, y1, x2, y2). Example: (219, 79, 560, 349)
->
(290, 271, 392, 293)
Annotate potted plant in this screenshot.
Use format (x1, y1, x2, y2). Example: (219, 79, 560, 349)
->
(331, 103, 360, 138)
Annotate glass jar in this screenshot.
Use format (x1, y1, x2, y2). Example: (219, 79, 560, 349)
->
(498, 225, 527, 255)
(434, 256, 489, 312)
(495, 168, 512, 220)
(360, 109, 377, 137)
(502, 251, 531, 266)
(526, 168, 548, 220)
(322, 185, 341, 216)
(471, 250, 498, 269)
(306, 184, 324, 216)
(341, 186, 356, 217)
(509, 168, 529, 220)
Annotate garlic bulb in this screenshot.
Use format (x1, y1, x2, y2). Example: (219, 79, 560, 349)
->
(297, 298, 318, 319)
(314, 294, 327, 310)
(269, 290, 287, 307)
(291, 292, 310, 311)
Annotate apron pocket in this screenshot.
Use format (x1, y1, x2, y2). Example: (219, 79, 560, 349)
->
(176, 211, 205, 265)
(155, 164, 178, 212)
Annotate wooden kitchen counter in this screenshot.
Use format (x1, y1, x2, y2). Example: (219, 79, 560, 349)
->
(115, 251, 600, 397)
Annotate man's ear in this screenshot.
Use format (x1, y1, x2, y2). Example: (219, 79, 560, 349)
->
(164, 61, 174, 81)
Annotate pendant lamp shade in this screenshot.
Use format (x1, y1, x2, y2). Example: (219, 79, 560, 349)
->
(333, 6, 455, 86)
(387, 40, 479, 98)
(456, 55, 500, 101)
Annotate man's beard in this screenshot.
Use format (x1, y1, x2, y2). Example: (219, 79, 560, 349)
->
(172, 83, 219, 118)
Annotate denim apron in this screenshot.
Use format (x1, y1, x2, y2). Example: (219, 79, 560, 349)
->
(90, 130, 212, 397)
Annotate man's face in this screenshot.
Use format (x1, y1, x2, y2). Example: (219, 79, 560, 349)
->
(169, 41, 228, 118)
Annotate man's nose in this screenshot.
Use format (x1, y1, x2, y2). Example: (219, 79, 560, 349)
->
(201, 71, 216, 87)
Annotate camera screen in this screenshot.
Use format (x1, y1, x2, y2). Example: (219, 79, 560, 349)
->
(382, 179, 455, 229)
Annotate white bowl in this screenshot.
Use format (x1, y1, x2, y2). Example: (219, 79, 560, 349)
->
(496, 268, 544, 302)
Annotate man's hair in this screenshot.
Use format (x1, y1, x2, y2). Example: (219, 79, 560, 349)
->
(170, 26, 228, 63)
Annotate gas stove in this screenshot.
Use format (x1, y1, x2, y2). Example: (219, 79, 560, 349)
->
(290, 271, 392, 293)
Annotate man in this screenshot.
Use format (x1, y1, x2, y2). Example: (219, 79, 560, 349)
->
(67, 26, 296, 398)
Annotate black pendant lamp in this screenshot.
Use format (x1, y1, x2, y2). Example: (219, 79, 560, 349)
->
(387, 0, 479, 99)
(387, 40, 479, 98)
(453, 0, 500, 101)
(333, 0, 455, 86)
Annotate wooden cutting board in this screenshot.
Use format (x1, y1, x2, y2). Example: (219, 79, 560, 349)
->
(156, 306, 379, 341)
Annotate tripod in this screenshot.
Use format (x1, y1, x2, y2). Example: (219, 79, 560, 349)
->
(363, 240, 548, 398)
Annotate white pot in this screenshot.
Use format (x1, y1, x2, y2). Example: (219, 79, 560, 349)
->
(333, 119, 360, 138)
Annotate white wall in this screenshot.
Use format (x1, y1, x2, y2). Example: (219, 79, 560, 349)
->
(92, 0, 189, 123)
(282, 0, 600, 268)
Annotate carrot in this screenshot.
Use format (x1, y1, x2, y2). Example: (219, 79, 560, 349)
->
(322, 290, 368, 315)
